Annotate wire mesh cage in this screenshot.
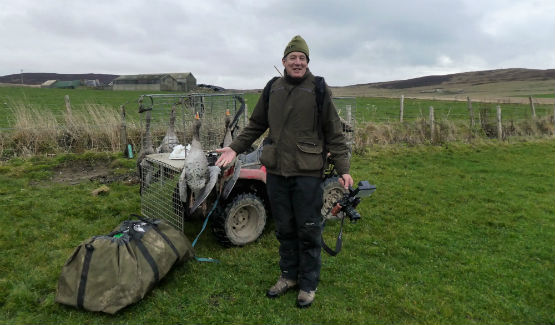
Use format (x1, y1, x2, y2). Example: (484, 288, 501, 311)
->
(140, 155, 185, 231)
(139, 93, 246, 152)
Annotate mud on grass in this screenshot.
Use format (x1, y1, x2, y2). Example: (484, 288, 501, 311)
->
(50, 158, 139, 185)
(11, 152, 141, 186)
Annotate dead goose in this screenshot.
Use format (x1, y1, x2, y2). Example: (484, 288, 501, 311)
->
(136, 110, 155, 190)
(183, 112, 208, 200)
(156, 104, 180, 153)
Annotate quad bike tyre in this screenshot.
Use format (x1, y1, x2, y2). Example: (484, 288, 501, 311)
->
(321, 176, 348, 221)
(212, 193, 267, 247)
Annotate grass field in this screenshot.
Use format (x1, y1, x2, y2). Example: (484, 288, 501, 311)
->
(0, 139, 553, 324)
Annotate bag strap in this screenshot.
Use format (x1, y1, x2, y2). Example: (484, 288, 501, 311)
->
(76, 242, 95, 308)
(130, 214, 180, 259)
(133, 236, 160, 282)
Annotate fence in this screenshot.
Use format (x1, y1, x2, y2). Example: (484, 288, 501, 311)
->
(356, 95, 554, 123)
(0, 94, 553, 157)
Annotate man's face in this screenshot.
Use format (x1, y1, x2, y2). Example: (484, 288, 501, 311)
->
(282, 52, 308, 78)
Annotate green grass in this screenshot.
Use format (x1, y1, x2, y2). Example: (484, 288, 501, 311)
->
(0, 87, 181, 128)
(244, 92, 553, 124)
(516, 93, 555, 99)
(0, 140, 553, 324)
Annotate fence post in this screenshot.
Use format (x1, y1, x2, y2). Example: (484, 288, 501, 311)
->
(400, 95, 404, 122)
(64, 95, 72, 115)
(244, 104, 248, 126)
(120, 105, 127, 154)
(346, 104, 352, 126)
(529, 96, 536, 118)
(496, 105, 503, 140)
(467, 96, 474, 128)
(429, 106, 435, 143)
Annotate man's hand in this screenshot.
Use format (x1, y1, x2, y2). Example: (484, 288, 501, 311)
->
(215, 147, 237, 168)
(338, 174, 354, 189)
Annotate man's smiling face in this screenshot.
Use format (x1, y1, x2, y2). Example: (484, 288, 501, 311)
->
(282, 51, 308, 78)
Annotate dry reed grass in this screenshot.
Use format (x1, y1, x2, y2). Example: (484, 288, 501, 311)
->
(353, 115, 554, 153)
(2, 102, 128, 157)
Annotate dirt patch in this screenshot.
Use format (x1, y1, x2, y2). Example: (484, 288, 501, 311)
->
(51, 160, 139, 185)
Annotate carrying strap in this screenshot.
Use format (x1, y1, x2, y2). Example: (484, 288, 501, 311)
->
(321, 216, 345, 257)
(130, 214, 180, 259)
(76, 242, 95, 308)
(133, 237, 160, 282)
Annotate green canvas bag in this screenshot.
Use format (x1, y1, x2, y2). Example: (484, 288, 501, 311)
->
(55, 217, 194, 314)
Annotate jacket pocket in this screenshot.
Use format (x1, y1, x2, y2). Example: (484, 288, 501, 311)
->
(260, 143, 277, 169)
(296, 140, 323, 171)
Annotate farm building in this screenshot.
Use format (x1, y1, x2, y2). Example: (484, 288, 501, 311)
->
(112, 73, 196, 92)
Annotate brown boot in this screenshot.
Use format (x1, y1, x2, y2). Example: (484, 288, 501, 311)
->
(296, 290, 315, 308)
(266, 276, 297, 298)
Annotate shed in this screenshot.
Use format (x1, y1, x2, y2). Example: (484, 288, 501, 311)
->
(53, 80, 81, 89)
(169, 73, 196, 92)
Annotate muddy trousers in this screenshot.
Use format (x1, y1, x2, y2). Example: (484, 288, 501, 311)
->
(266, 174, 324, 292)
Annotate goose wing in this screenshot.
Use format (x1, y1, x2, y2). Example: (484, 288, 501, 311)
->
(190, 165, 221, 214)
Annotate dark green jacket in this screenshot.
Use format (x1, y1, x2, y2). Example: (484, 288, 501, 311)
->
(230, 70, 350, 177)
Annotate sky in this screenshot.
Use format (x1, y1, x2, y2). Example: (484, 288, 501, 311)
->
(0, 0, 553, 89)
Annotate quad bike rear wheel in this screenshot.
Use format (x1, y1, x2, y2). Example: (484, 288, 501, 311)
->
(321, 176, 348, 220)
(212, 193, 267, 247)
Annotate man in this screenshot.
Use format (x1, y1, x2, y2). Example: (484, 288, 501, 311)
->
(216, 35, 353, 308)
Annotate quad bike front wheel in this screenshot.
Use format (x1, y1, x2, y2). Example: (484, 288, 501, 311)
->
(321, 176, 348, 221)
(212, 193, 267, 247)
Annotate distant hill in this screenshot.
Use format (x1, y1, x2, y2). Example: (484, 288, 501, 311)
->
(0, 73, 118, 85)
(355, 68, 554, 89)
(333, 68, 555, 102)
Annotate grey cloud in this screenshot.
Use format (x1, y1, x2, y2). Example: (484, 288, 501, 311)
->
(0, 0, 552, 89)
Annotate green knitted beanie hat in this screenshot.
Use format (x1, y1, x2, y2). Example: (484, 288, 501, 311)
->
(283, 35, 310, 60)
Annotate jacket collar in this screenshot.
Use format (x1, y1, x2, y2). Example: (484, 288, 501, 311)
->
(283, 68, 312, 85)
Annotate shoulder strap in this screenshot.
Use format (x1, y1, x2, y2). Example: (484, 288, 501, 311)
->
(314, 76, 326, 116)
(263, 76, 280, 110)
(314, 76, 328, 176)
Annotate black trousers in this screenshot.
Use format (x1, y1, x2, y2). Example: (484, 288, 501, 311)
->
(266, 173, 324, 291)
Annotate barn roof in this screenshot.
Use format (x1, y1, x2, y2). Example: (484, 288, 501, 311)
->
(115, 74, 171, 81)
